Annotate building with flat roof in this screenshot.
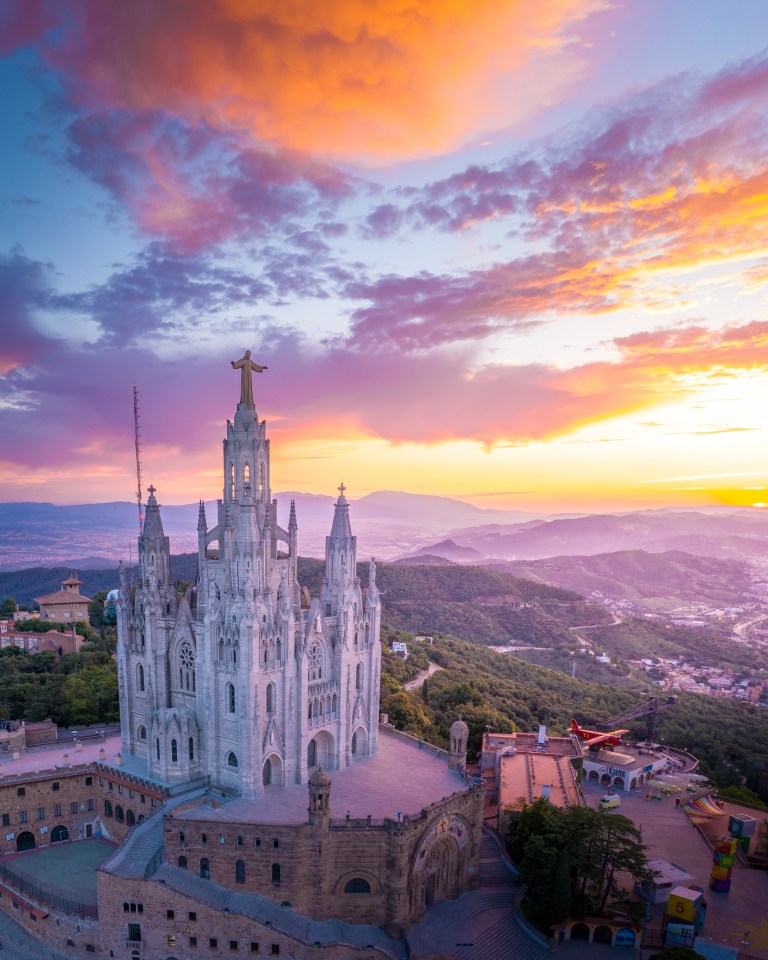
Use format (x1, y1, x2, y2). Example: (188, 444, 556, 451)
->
(480, 726, 583, 830)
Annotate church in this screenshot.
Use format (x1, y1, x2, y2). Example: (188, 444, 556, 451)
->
(115, 350, 381, 795)
(0, 355, 483, 959)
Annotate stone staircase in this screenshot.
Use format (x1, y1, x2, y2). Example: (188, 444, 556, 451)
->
(406, 829, 548, 960)
(100, 786, 207, 879)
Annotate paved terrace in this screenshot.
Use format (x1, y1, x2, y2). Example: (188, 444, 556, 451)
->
(179, 729, 467, 825)
(582, 778, 768, 958)
(0, 734, 123, 778)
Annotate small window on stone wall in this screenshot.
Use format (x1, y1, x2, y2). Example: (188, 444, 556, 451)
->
(344, 877, 371, 894)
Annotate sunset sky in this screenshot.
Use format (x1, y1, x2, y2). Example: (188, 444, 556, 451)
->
(2, 1, 768, 513)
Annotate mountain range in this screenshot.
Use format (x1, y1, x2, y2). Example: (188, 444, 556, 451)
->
(0, 493, 533, 569)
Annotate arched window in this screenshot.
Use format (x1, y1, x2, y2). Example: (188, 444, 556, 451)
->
(127, 810, 136, 826)
(115, 805, 124, 823)
(266, 683, 274, 715)
(104, 800, 113, 818)
(352, 731, 358, 755)
(235, 860, 246, 884)
(233, 644, 238, 666)
(188, 737, 194, 761)
(155, 738, 160, 761)
(308, 641, 322, 681)
(227, 683, 235, 713)
(244, 463, 250, 484)
(307, 702, 312, 721)
(260, 463, 265, 495)
(219, 639, 225, 663)
(140, 632, 145, 652)
(307, 739, 317, 768)
(332, 694, 337, 716)
(179, 641, 195, 691)
(344, 878, 371, 894)
(200, 857, 210, 880)
(137, 664, 145, 692)
(271, 863, 281, 885)
(356, 663, 363, 690)
(171, 739, 178, 763)
(276, 639, 281, 663)
(230, 463, 235, 500)
(137, 725, 147, 742)
(227, 752, 239, 768)
(178, 855, 187, 869)
(263, 758, 271, 786)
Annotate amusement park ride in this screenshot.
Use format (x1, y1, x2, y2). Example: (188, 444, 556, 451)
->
(570, 720, 629, 748)
(571, 695, 679, 750)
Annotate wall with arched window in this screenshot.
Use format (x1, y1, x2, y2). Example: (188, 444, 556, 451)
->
(226, 683, 236, 714)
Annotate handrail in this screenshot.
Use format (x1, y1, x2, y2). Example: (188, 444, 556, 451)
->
(0, 859, 98, 918)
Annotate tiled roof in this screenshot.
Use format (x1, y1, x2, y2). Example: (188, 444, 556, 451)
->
(34, 589, 92, 605)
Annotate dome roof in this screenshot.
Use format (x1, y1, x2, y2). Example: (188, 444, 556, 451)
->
(309, 765, 331, 787)
(451, 716, 469, 737)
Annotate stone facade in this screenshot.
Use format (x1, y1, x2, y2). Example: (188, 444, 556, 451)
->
(0, 360, 483, 959)
(162, 784, 483, 932)
(116, 380, 381, 797)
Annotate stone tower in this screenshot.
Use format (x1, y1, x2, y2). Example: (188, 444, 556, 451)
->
(116, 355, 382, 797)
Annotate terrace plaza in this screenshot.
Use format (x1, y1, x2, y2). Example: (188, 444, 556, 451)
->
(582, 777, 768, 959)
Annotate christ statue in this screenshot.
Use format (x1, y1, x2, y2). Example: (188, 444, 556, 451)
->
(231, 350, 267, 406)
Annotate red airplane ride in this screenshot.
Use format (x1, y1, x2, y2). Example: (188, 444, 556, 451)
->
(570, 720, 629, 748)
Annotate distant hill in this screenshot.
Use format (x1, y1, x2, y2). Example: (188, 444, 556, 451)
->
(505, 549, 755, 611)
(441, 508, 768, 562)
(0, 554, 199, 608)
(0, 493, 535, 568)
(400, 539, 484, 562)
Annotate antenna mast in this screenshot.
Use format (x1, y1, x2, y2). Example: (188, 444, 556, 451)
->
(133, 386, 144, 533)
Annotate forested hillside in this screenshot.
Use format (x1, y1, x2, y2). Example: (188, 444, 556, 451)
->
(380, 631, 768, 804)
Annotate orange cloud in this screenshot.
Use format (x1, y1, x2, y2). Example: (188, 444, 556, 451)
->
(46, 0, 605, 161)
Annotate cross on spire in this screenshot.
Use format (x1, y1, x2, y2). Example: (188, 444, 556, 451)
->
(148, 484, 156, 497)
(338, 482, 346, 497)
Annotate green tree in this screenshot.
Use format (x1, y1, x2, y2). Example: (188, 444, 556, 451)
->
(549, 846, 572, 926)
(380, 691, 429, 735)
(0, 596, 17, 618)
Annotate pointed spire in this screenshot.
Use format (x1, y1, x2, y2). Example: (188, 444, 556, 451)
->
(330, 482, 352, 541)
(288, 499, 297, 530)
(141, 484, 165, 541)
(197, 499, 207, 532)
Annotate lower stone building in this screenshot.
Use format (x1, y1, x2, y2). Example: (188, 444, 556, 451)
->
(0, 726, 483, 959)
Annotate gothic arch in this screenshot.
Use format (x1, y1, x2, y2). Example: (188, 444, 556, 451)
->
(263, 753, 283, 787)
(307, 639, 326, 681)
(174, 638, 195, 693)
(137, 663, 145, 692)
(351, 725, 367, 757)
